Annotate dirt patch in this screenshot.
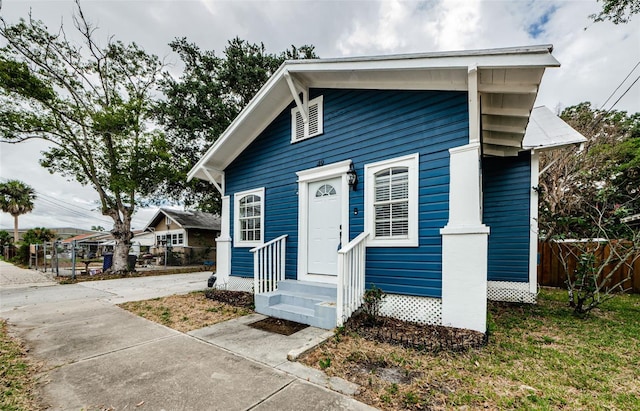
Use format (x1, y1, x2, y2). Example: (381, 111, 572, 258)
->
(119, 291, 253, 333)
(204, 289, 255, 309)
(248, 317, 309, 336)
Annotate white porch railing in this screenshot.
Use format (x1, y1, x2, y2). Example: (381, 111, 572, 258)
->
(336, 232, 369, 326)
(250, 234, 288, 294)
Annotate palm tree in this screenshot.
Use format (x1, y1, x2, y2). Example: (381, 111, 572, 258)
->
(0, 180, 36, 243)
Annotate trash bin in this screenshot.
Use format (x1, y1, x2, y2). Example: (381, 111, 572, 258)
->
(103, 253, 113, 270)
(127, 255, 137, 271)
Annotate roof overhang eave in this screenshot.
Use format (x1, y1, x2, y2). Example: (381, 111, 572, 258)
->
(188, 45, 561, 179)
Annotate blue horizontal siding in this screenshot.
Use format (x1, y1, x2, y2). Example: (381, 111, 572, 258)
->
(483, 151, 531, 283)
(225, 88, 469, 298)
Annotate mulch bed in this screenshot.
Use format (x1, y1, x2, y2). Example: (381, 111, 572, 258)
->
(56, 266, 204, 283)
(249, 317, 309, 336)
(345, 312, 487, 352)
(204, 289, 255, 309)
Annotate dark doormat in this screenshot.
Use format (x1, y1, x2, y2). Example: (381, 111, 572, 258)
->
(249, 317, 309, 336)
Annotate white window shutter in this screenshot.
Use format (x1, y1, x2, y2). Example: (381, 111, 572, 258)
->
(291, 95, 323, 142)
(294, 110, 305, 141)
(308, 101, 319, 136)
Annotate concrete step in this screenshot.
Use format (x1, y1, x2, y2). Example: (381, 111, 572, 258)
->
(254, 280, 338, 330)
(277, 279, 337, 299)
(255, 291, 333, 313)
(260, 302, 337, 330)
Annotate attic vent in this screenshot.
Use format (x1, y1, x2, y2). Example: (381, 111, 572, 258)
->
(291, 95, 323, 142)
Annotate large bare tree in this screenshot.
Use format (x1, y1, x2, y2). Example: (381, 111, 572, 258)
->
(0, 1, 170, 273)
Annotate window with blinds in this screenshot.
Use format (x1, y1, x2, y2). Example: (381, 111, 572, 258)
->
(374, 167, 409, 237)
(365, 153, 419, 247)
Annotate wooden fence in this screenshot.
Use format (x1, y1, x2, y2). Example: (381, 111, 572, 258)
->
(537, 241, 640, 293)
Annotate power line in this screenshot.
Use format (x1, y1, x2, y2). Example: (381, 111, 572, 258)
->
(36, 196, 112, 225)
(589, 73, 640, 132)
(599, 59, 640, 111)
(605, 74, 640, 114)
(0, 176, 113, 225)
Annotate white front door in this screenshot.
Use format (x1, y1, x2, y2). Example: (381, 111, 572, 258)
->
(307, 177, 342, 276)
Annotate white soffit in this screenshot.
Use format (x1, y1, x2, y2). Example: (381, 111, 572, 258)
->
(188, 45, 560, 182)
(522, 106, 587, 150)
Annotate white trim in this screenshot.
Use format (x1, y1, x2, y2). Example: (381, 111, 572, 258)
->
(215, 196, 232, 286)
(297, 160, 352, 182)
(154, 229, 187, 247)
(233, 187, 265, 248)
(202, 167, 224, 194)
(284, 71, 308, 123)
(297, 161, 351, 283)
(364, 153, 419, 247)
(440, 143, 485, 230)
(291, 95, 324, 143)
(468, 65, 480, 144)
(529, 151, 540, 293)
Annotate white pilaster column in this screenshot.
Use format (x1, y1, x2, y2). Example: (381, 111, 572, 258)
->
(440, 143, 489, 332)
(215, 195, 232, 286)
(439, 66, 489, 332)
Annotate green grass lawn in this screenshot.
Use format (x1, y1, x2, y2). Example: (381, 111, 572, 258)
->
(301, 288, 640, 410)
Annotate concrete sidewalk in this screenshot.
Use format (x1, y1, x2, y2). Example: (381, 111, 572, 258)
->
(0, 263, 376, 410)
(0, 259, 57, 288)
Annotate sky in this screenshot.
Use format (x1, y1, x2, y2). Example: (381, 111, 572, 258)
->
(0, 0, 639, 232)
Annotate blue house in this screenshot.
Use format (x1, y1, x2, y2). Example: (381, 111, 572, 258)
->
(188, 45, 585, 332)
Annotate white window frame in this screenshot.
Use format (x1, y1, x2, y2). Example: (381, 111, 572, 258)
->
(155, 229, 186, 247)
(291, 95, 324, 143)
(233, 187, 265, 248)
(365, 153, 419, 247)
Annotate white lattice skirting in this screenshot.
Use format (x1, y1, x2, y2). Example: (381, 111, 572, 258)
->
(379, 294, 442, 325)
(215, 276, 254, 292)
(487, 281, 537, 304)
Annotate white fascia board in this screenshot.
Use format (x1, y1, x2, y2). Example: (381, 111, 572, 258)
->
(141, 208, 166, 232)
(286, 48, 559, 72)
(187, 63, 291, 181)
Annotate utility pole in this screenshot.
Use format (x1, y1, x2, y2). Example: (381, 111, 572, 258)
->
(72, 240, 77, 280)
(55, 240, 60, 277)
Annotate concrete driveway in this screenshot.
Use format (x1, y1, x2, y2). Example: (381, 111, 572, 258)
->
(0, 261, 375, 410)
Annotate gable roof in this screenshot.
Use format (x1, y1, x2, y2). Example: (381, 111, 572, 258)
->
(188, 44, 560, 187)
(144, 208, 221, 231)
(61, 232, 111, 244)
(523, 106, 587, 151)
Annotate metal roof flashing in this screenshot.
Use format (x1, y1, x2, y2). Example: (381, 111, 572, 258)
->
(523, 106, 587, 151)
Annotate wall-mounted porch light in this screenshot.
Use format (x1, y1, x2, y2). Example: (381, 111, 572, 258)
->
(347, 163, 358, 191)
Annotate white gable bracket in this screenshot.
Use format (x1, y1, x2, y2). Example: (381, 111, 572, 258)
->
(201, 167, 224, 195)
(284, 71, 308, 124)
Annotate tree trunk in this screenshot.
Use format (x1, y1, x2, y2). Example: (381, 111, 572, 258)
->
(110, 219, 133, 274)
(13, 214, 19, 243)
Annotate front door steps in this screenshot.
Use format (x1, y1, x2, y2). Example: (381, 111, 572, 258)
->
(254, 280, 337, 330)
